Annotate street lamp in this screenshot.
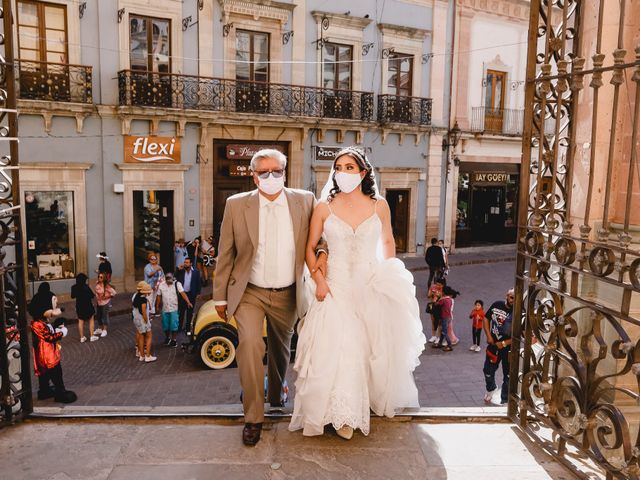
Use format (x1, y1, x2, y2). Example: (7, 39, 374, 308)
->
(442, 121, 461, 151)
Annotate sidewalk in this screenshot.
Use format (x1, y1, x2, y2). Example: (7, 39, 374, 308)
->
(56, 245, 517, 318)
(0, 417, 586, 480)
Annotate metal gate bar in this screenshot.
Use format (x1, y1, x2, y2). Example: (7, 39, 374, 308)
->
(512, 1, 640, 479)
(0, 0, 33, 427)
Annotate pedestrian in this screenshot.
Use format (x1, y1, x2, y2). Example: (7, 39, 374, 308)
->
(426, 277, 445, 343)
(132, 281, 157, 363)
(186, 236, 201, 265)
(174, 238, 188, 271)
(483, 288, 515, 405)
(199, 234, 215, 285)
(71, 273, 97, 343)
(175, 256, 201, 334)
(96, 252, 112, 283)
(95, 272, 116, 337)
(432, 285, 460, 352)
(156, 272, 191, 347)
(424, 238, 445, 288)
(143, 252, 164, 315)
(469, 299, 485, 352)
(438, 239, 450, 276)
(28, 283, 76, 403)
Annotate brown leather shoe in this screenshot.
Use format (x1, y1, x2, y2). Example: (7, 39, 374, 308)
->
(242, 423, 263, 446)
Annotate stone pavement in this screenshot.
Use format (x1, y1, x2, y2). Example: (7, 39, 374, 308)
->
(0, 417, 586, 480)
(35, 247, 516, 411)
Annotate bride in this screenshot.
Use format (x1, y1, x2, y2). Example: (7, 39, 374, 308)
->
(289, 147, 426, 439)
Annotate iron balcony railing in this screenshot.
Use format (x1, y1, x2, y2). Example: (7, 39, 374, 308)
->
(118, 70, 374, 122)
(471, 106, 524, 136)
(16, 59, 93, 103)
(377, 94, 432, 126)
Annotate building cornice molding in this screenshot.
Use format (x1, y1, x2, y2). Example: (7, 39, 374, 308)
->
(20, 162, 93, 171)
(457, 0, 529, 22)
(218, 0, 292, 24)
(378, 22, 431, 40)
(116, 163, 191, 172)
(311, 10, 373, 30)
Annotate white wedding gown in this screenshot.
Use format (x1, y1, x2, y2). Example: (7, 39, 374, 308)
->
(289, 205, 426, 436)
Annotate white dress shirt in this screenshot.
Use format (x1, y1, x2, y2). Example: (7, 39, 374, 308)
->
(249, 192, 296, 288)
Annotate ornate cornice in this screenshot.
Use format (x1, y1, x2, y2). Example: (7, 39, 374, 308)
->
(311, 11, 373, 30)
(457, 0, 529, 22)
(218, 0, 292, 24)
(378, 23, 430, 40)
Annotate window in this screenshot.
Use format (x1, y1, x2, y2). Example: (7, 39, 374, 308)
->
(236, 30, 269, 82)
(484, 69, 507, 132)
(129, 15, 170, 72)
(323, 43, 352, 90)
(387, 53, 413, 96)
(17, 0, 68, 64)
(25, 191, 76, 281)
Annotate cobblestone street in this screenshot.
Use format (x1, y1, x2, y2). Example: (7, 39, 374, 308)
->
(33, 251, 516, 411)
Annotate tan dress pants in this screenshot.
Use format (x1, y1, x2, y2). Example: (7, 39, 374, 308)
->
(234, 283, 296, 423)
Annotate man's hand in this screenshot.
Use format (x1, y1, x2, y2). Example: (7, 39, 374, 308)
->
(312, 252, 328, 278)
(215, 305, 228, 321)
(187, 302, 193, 309)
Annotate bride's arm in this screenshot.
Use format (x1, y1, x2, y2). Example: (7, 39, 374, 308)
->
(305, 202, 329, 272)
(377, 199, 397, 259)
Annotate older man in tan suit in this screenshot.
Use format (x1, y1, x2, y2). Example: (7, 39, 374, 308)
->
(214, 148, 324, 446)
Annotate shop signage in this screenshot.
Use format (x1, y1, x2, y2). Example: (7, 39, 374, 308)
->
(315, 145, 343, 162)
(226, 144, 285, 160)
(229, 164, 252, 177)
(124, 136, 181, 163)
(473, 172, 511, 183)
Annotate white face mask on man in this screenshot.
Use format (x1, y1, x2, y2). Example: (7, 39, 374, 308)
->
(334, 171, 363, 193)
(258, 173, 285, 195)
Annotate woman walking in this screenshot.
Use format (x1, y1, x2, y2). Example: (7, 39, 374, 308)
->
(132, 281, 157, 362)
(95, 272, 116, 337)
(71, 273, 97, 343)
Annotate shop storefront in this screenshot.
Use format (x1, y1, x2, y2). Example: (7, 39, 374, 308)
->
(455, 162, 519, 247)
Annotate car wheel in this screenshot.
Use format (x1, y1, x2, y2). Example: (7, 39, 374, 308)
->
(200, 331, 238, 369)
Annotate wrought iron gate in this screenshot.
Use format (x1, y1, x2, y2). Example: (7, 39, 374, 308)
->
(512, 1, 640, 478)
(0, 0, 33, 426)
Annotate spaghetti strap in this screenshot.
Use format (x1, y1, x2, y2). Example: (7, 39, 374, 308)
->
(373, 198, 379, 215)
(326, 200, 334, 214)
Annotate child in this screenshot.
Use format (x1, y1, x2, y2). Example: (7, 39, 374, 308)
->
(426, 278, 445, 343)
(469, 299, 485, 352)
(432, 285, 460, 352)
(28, 283, 77, 403)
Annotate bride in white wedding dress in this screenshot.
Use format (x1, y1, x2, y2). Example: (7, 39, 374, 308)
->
(289, 147, 426, 439)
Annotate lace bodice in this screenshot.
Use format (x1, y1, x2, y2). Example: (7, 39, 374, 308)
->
(324, 210, 382, 284)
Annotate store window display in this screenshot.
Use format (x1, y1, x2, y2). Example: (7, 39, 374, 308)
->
(25, 191, 76, 281)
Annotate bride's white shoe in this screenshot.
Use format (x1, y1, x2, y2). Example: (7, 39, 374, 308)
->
(336, 425, 354, 440)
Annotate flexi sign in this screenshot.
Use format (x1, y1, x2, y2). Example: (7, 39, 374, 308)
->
(124, 136, 181, 163)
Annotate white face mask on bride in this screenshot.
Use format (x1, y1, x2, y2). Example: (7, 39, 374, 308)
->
(334, 172, 364, 193)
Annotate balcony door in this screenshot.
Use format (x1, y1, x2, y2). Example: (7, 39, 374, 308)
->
(129, 15, 171, 107)
(235, 30, 270, 113)
(322, 42, 353, 119)
(17, 1, 70, 101)
(386, 53, 414, 123)
(484, 70, 506, 133)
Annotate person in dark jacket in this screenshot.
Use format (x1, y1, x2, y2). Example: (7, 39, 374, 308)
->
(71, 273, 97, 343)
(96, 252, 112, 282)
(174, 256, 201, 334)
(425, 237, 446, 288)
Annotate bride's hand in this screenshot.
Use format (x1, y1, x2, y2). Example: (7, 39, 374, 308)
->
(315, 278, 331, 302)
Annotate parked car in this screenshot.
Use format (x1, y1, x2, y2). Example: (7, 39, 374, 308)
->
(184, 299, 299, 370)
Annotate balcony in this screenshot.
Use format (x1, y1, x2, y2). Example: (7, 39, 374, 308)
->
(470, 107, 524, 136)
(118, 70, 374, 122)
(377, 94, 432, 126)
(17, 60, 93, 103)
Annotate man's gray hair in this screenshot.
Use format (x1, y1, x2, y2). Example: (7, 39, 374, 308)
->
(250, 149, 287, 171)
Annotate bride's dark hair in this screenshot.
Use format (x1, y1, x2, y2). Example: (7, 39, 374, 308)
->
(328, 147, 377, 201)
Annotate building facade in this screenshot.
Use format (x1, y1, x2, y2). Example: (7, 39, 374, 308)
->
(438, 0, 529, 248)
(13, 0, 446, 293)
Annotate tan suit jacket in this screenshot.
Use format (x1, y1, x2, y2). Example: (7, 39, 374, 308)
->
(213, 188, 315, 319)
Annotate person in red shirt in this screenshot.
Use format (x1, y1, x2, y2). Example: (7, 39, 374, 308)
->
(432, 285, 460, 352)
(469, 300, 486, 352)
